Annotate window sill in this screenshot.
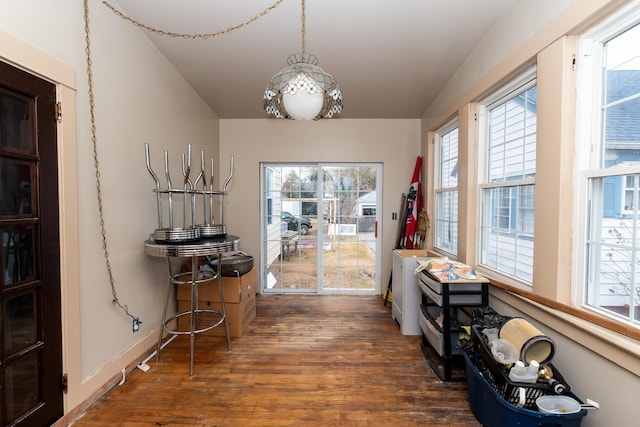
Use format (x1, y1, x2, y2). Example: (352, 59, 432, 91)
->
(421, 250, 640, 374)
(490, 285, 640, 377)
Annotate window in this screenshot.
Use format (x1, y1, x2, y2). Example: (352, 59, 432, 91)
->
(624, 175, 640, 212)
(479, 71, 537, 283)
(266, 168, 274, 225)
(578, 3, 640, 327)
(362, 207, 376, 216)
(434, 122, 458, 255)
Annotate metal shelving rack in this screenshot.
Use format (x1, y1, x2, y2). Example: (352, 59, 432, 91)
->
(417, 270, 489, 381)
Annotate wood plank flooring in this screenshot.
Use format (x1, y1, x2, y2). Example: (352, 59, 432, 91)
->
(70, 295, 480, 426)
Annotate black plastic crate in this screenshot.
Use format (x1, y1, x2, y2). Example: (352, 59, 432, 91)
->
(471, 324, 571, 410)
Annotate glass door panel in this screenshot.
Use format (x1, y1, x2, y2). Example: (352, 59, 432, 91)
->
(4, 292, 38, 353)
(262, 163, 380, 294)
(4, 351, 40, 421)
(263, 165, 319, 292)
(321, 165, 378, 292)
(3, 225, 36, 286)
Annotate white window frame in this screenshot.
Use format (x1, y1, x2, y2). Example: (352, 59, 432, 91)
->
(434, 119, 459, 256)
(477, 67, 537, 286)
(266, 168, 274, 226)
(623, 175, 640, 214)
(574, 1, 640, 327)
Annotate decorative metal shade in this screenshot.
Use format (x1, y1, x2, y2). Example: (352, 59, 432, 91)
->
(264, 52, 343, 120)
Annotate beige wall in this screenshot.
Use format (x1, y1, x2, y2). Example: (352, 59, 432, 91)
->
(1, 0, 220, 412)
(219, 119, 421, 293)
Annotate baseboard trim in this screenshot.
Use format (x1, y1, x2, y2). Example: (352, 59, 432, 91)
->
(53, 342, 157, 426)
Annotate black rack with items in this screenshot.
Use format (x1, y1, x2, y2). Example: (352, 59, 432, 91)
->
(418, 270, 489, 381)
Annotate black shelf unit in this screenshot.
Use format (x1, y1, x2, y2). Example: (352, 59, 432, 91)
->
(418, 270, 488, 381)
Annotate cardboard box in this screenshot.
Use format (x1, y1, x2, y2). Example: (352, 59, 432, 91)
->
(177, 292, 256, 337)
(176, 266, 256, 303)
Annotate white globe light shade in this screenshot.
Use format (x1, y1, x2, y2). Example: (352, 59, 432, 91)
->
(264, 53, 343, 120)
(283, 90, 324, 120)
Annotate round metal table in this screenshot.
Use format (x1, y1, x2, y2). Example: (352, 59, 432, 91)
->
(144, 234, 240, 375)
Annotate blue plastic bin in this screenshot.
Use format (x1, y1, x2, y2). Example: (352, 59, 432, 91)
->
(471, 325, 572, 409)
(464, 353, 587, 427)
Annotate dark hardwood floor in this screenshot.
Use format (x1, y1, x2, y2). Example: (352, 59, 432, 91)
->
(70, 295, 480, 426)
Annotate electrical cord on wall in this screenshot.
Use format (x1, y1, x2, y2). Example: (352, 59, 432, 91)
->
(89, 0, 284, 333)
(83, 0, 141, 333)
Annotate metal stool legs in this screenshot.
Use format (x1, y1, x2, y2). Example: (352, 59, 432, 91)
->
(155, 255, 231, 375)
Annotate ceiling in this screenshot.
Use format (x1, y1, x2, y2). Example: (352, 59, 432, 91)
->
(111, 0, 519, 119)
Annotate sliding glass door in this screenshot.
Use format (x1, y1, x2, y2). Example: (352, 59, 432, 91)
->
(261, 163, 381, 294)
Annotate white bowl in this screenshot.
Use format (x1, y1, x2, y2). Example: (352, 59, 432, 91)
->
(536, 395, 581, 414)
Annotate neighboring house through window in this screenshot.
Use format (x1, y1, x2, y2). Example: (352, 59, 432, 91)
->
(266, 168, 274, 225)
(479, 69, 537, 283)
(434, 121, 459, 255)
(577, 2, 640, 327)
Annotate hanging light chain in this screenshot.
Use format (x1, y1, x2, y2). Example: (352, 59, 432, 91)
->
(102, 0, 286, 40)
(300, 0, 306, 54)
(84, 0, 141, 331)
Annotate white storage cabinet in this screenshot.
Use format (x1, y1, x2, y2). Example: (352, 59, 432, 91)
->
(391, 250, 429, 335)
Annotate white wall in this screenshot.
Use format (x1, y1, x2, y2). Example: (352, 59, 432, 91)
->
(219, 119, 421, 293)
(0, 0, 220, 410)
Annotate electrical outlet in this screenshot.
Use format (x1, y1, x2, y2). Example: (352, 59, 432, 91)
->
(132, 317, 142, 333)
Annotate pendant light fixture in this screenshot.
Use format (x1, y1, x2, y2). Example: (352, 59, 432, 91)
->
(263, 0, 343, 120)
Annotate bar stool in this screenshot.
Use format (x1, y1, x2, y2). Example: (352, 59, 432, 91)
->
(156, 253, 231, 376)
(144, 233, 240, 375)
